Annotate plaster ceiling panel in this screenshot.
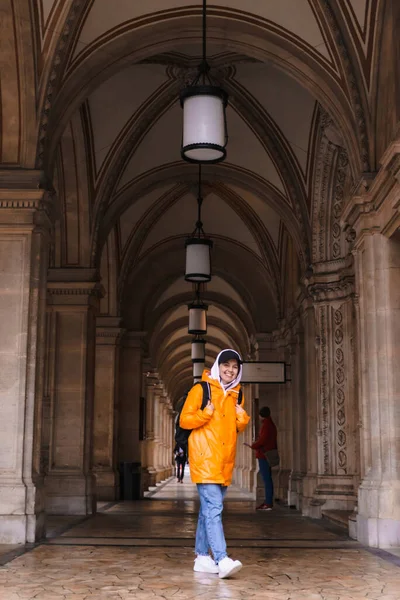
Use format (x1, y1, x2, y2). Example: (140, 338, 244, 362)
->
(227, 184, 281, 249)
(40, 0, 58, 26)
(226, 107, 285, 193)
(73, 0, 330, 63)
(208, 305, 238, 331)
(117, 100, 182, 190)
(234, 63, 316, 175)
(348, 0, 368, 29)
(159, 305, 188, 329)
(88, 64, 168, 173)
(155, 278, 192, 307)
(119, 184, 172, 250)
(139, 191, 261, 257)
(207, 276, 248, 311)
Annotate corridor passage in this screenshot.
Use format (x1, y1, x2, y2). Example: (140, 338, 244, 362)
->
(0, 475, 399, 599)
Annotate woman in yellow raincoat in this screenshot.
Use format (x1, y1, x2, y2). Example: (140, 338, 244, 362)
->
(180, 349, 250, 579)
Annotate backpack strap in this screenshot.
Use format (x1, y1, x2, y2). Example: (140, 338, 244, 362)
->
(199, 381, 211, 410)
(238, 388, 243, 405)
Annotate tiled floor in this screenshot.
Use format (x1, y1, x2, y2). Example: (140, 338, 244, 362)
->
(0, 474, 400, 599)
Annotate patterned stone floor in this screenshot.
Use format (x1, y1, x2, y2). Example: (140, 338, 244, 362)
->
(0, 474, 400, 599)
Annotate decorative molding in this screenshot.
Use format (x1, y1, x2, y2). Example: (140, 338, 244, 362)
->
(47, 282, 104, 297)
(319, 0, 370, 171)
(308, 278, 354, 303)
(331, 148, 349, 259)
(334, 306, 347, 474)
(36, 0, 87, 169)
(319, 304, 330, 474)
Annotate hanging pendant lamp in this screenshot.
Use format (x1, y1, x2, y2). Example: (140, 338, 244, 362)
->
(188, 286, 208, 335)
(185, 165, 213, 282)
(180, 0, 228, 164)
(191, 337, 206, 361)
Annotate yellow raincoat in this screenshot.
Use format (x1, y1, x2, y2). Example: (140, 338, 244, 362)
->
(180, 370, 250, 486)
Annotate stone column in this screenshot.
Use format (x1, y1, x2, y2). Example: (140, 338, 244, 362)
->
(234, 383, 255, 492)
(153, 388, 163, 482)
(161, 400, 168, 477)
(118, 332, 144, 464)
(93, 317, 124, 500)
(300, 299, 320, 514)
(354, 232, 400, 546)
(45, 268, 102, 515)
(303, 263, 359, 517)
(0, 176, 51, 542)
(143, 372, 158, 488)
(168, 404, 174, 475)
(287, 326, 308, 510)
(341, 145, 400, 545)
(271, 334, 292, 504)
(255, 335, 284, 504)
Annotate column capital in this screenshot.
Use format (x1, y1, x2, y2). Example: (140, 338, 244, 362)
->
(342, 139, 400, 243)
(121, 330, 147, 349)
(0, 178, 54, 231)
(304, 258, 355, 304)
(47, 268, 104, 306)
(96, 317, 125, 346)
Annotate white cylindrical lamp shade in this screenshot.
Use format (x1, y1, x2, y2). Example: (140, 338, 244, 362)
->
(185, 238, 213, 282)
(191, 338, 206, 361)
(193, 361, 205, 379)
(180, 85, 228, 163)
(188, 303, 207, 335)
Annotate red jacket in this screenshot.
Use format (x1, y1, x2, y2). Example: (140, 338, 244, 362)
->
(251, 417, 277, 459)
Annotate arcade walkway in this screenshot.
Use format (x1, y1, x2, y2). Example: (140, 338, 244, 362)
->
(0, 475, 399, 599)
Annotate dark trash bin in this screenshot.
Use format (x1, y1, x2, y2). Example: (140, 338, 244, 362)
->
(119, 462, 141, 500)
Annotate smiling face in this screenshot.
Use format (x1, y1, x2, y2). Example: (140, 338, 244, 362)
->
(219, 359, 239, 385)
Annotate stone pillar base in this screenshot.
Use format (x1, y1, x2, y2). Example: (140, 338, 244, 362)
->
(288, 471, 305, 509)
(0, 483, 46, 543)
(302, 475, 357, 518)
(146, 467, 157, 488)
(0, 511, 46, 544)
(357, 515, 400, 547)
(45, 474, 96, 515)
(357, 479, 400, 547)
(94, 469, 118, 501)
(276, 468, 291, 503)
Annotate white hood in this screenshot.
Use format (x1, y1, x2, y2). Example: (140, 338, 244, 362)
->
(210, 349, 243, 394)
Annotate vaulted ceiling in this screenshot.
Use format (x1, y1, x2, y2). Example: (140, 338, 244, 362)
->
(2, 0, 388, 401)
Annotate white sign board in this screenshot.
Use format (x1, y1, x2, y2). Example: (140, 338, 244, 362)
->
(241, 362, 286, 384)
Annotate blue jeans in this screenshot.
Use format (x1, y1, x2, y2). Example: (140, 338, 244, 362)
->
(258, 458, 273, 505)
(195, 484, 228, 564)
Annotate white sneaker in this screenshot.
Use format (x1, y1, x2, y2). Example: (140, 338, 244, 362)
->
(194, 554, 219, 574)
(218, 556, 243, 579)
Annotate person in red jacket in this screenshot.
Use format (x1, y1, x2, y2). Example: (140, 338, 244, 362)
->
(244, 406, 277, 511)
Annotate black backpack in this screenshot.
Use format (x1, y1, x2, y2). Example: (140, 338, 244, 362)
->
(174, 381, 243, 445)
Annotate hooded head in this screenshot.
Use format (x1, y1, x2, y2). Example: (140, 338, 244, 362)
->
(210, 348, 243, 392)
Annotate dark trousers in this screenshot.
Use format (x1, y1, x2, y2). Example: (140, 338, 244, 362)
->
(258, 458, 273, 505)
(176, 459, 185, 480)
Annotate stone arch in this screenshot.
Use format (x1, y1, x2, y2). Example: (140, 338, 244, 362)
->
(38, 6, 363, 182)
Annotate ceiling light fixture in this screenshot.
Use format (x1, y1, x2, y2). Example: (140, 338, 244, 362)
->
(185, 165, 213, 282)
(180, 0, 228, 163)
(188, 285, 208, 335)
